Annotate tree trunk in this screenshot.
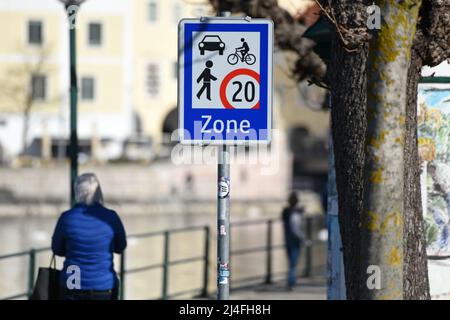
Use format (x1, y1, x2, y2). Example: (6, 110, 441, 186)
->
(326, 0, 432, 299)
(361, 0, 422, 300)
(403, 47, 430, 300)
(208, 0, 442, 299)
(329, 35, 368, 299)
(322, 0, 372, 299)
(404, 1, 450, 298)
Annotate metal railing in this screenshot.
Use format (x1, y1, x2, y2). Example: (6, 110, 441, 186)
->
(119, 225, 210, 300)
(229, 216, 319, 286)
(0, 216, 325, 300)
(0, 247, 51, 300)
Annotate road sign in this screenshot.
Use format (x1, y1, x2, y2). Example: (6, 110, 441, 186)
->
(178, 17, 273, 145)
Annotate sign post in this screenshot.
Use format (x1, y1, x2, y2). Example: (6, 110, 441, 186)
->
(216, 11, 231, 301)
(217, 144, 230, 299)
(178, 15, 273, 300)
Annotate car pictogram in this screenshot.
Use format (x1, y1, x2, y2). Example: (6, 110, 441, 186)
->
(199, 35, 225, 55)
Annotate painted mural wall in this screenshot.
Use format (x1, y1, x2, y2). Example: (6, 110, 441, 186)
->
(418, 61, 450, 299)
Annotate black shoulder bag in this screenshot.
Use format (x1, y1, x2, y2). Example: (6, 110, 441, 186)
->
(30, 254, 61, 300)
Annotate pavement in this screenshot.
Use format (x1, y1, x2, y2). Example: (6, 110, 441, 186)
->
(229, 276, 326, 300)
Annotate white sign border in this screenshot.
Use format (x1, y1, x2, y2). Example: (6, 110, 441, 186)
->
(177, 17, 274, 146)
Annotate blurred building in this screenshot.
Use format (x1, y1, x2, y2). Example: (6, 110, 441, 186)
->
(0, 0, 328, 193)
(0, 0, 210, 163)
(0, 0, 329, 213)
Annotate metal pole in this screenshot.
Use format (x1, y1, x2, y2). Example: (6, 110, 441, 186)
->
(327, 132, 346, 299)
(67, 6, 79, 206)
(265, 219, 273, 284)
(216, 10, 232, 301)
(201, 226, 210, 297)
(28, 249, 36, 299)
(303, 217, 313, 277)
(119, 251, 126, 300)
(217, 145, 230, 300)
(162, 231, 170, 300)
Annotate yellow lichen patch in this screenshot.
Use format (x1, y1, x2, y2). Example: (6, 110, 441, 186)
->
(377, 23, 400, 64)
(382, 75, 394, 87)
(393, 212, 402, 227)
(395, 137, 404, 146)
(381, 280, 402, 296)
(373, 155, 380, 163)
(367, 211, 379, 231)
(370, 168, 383, 184)
(369, 131, 388, 149)
(369, 137, 381, 149)
(380, 211, 402, 235)
(389, 247, 401, 266)
(371, 0, 421, 67)
(379, 71, 394, 87)
(378, 290, 403, 300)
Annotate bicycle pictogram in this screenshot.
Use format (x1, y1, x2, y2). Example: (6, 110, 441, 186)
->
(227, 38, 256, 65)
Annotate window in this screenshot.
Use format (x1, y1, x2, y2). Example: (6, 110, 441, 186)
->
(31, 74, 46, 101)
(28, 20, 42, 45)
(148, 0, 158, 23)
(81, 77, 95, 101)
(146, 64, 160, 97)
(88, 23, 102, 46)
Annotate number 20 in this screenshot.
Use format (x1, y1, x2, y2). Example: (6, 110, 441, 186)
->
(232, 81, 255, 102)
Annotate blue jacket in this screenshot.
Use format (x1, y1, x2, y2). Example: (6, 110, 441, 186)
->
(51, 203, 127, 290)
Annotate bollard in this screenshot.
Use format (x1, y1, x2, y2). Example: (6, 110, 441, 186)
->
(265, 220, 273, 284)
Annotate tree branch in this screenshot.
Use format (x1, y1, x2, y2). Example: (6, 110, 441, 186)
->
(208, 0, 326, 82)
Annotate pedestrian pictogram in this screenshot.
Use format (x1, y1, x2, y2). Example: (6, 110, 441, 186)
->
(178, 17, 273, 145)
(196, 60, 217, 100)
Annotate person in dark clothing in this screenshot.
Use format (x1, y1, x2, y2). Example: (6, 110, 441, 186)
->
(196, 60, 217, 100)
(52, 173, 127, 300)
(281, 191, 304, 289)
(236, 38, 250, 62)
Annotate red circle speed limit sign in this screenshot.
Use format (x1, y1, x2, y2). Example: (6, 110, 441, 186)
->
(219, 68, 260, 110)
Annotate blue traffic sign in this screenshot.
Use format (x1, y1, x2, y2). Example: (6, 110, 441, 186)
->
(178, 18, 274, 145)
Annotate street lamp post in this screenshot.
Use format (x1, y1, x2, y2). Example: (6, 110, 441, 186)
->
(58, 0, 85, 205)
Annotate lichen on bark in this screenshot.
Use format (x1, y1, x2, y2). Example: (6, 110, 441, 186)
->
(362, 0, 422, 300)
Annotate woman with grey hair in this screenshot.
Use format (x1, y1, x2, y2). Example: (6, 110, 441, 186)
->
(51, 173, 127, 300)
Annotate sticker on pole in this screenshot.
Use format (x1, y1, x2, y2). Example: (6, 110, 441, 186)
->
(178, 18, 273, 145)
(218, 177, 230, 199)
